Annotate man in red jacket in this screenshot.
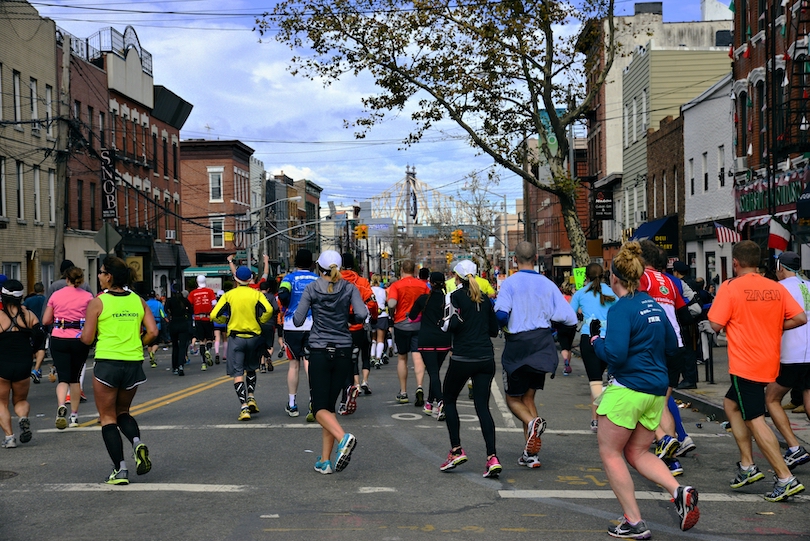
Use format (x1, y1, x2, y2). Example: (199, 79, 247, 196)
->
(338, 253, 378, 414)
(188, 275, 217, 371)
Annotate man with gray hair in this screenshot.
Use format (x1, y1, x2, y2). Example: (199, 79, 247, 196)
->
(494, 241, 577, 468)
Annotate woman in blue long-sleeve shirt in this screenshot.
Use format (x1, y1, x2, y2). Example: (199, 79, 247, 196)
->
(591, 242, 699, 538)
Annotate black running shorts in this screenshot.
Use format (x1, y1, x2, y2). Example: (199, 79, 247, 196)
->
(94, 360, 147, 390)
(725, 375, 768, 421)
(503, 364, 546, 397)
(775, 363, 810, 391)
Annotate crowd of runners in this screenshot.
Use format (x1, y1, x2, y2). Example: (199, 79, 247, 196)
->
(2, 238, 810, 539)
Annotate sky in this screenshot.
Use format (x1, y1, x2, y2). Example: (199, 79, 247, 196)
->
(30, 0, 708, 214)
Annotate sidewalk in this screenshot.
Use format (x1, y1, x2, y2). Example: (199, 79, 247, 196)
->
(671, 342, 810, 448)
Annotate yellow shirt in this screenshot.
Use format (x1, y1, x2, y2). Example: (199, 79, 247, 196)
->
(210, 285, 273, 336)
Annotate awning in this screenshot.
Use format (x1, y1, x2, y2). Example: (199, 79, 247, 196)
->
(630, 216, 670, 241)
(153, 243, 191, 268)
(183, 265, 259, 277)
(630, 216, 679, 256)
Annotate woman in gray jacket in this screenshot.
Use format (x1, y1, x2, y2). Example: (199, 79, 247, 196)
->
(294, 250, 369, 474)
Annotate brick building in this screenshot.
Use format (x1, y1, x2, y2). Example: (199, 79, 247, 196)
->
(644, 115, 684, 261)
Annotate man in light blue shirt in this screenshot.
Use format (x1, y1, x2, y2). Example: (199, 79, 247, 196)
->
(494, 241, 577, 468)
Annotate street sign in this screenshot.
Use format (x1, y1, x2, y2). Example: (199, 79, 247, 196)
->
(235, 250, 247, 260)
(94, 222, 122, 254)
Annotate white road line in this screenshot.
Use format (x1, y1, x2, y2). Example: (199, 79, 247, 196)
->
(8, 483, 247, 493)
(357, 487, 397, 493)
(499, 489, 810, 503)
(490, 378, 517, 428)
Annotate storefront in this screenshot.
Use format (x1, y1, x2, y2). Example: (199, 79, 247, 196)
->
(629, 215, 679, 259)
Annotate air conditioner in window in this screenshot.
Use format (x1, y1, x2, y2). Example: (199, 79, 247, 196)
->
(165, 229, 176, 240)
(543, 241, 552, 249)
(634, 211, 647, 222)
(542, 198, 551, 207)
(734, 157, 748, 171)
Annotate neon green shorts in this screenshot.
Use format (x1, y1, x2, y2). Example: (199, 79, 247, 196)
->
(595, 384, 665, 431)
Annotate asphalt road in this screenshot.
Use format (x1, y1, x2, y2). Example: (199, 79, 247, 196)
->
(1, 339, 809, 541)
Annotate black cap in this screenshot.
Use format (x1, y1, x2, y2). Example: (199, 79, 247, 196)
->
(672, 260, 690, 275)
(294, 249, 313, 269)
(60, 260, 75, 274)
(429, 271, 445, 286)
(778, 251, 802, 272)
(148, 290, 156, 298)
(342, 252, 355, 269)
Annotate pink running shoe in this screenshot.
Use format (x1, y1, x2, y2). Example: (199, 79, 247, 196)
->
(483, 455, 502, 478)
(345, 385, 359, 415)
(440, 448, 468, 471)
(563, 363, 572, 375)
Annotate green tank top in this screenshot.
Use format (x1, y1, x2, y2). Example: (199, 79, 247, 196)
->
(95, 291, 145, 361)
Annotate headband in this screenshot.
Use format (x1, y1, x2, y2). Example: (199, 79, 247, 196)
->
(610, 260, 626, 283)
(1, 287, 24, 298)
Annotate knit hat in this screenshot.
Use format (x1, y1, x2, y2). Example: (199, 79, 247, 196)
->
(294, 249, 313, 269)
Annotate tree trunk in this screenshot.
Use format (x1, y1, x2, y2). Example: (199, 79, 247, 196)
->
(559, 192, 590, 268)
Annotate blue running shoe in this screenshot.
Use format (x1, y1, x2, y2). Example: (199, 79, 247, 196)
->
(314, 457, 333, 474)
(334, 433, 356, 472)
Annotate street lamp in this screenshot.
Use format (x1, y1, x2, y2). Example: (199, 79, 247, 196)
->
(231, 195, 302, 267)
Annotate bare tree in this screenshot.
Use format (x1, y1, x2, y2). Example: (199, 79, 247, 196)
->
(259, 0, 617, 266)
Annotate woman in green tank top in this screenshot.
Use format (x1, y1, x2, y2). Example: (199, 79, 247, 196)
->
(81, 256, 158, 485)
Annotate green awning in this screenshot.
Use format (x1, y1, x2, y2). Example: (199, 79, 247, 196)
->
(183, 265, 258, 276)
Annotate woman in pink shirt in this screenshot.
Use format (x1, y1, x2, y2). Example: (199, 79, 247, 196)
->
(42, 266, 94, 429)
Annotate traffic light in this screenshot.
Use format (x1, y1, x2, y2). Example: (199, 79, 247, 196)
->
(456, 229, 463, 244)
(354, 225, 362, 239)
(446, 252, 453, 264)
(450, 230, 458, 244)
(360, 225, 368, 239)
(381, 252, 389, 259)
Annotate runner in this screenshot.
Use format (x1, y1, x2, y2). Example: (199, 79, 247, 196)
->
(145, 291, 166, 368)
(80, 257, 158, 485)
(387, 260, 430, 405)
(765, 251, 810, 469)
(213, 288, 228, 365)
(278, 249, 318, 419)
(42, 266, 93, 429)
(165, 288, 193, 376)
(0, 280, 45, 448)
(293, 250, 368, 474)
(591, 241, 700, 538)
(408, 272, 451, 420)
(259, 280, 279, 373)
(568, 263, 617, 431)
(370, 274, 389, 368)
(187, 275, 217, 371)
(439, 259, 501, 477)
(493, 241, 577, 468)
(708, 240, 806, 502)
(210, 266, 274, 421)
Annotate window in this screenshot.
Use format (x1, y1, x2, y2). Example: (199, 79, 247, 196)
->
(718, 145, 725, 188)
(16, 161, 24, 219)
(702, 152, 708, 192)
(642, 89, 648, 130)
(739, 92, 748, 154)
(0, 157, 5, 217)
(64, 178, 70, 226)
(758, 0, 766, 32)
(208, 167, 224, 201)
(2, 263, 21, 281)
(624, 105, 629, 148)
(48, 169, 55, 223)
(88, 107, 94, 149)
(41, 263, 54, 289)
(132, 118, 137, 158)
(90, 182, 96, 230)
(211, 218, 225, 248)
(13, 71, 22, 125)
(33, 166, 40, 222)
(673, 167, 679, 213)
(757, 82, 765, 160)
(45, 85, 53, 136)
(29, 78, 38, 131)
(663, 171, 667, 215)
(172, 142, 178, 180)
(163, 138, 168, 177)
(152, 133, 158, 171)
(111, 111, 117, 149)
(174, 200, 179, 235)
(77, 179, 83, 229)
(121, 115, 127, 157)
(689, 158, 695, 196)
(143, 187, 148, 229)
(73, 100, 81, 121)
(99, 112, 105, 147)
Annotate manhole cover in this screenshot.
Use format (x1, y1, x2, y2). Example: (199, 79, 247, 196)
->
(0, 471, 18, 480)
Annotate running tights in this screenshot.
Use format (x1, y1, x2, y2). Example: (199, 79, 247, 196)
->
(667, 396, 688, 441)
(442, 358, 496, 455)
(102, 424, 124, 467)
(421, 350, 448, 404)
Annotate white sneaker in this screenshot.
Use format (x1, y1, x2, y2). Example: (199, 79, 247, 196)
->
(674, 435, 696, 457)
(69, 414, 79, 428)
(518, 452, 542, 468)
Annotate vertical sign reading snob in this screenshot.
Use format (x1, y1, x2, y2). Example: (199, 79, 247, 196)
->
(100, 148, 117, 219)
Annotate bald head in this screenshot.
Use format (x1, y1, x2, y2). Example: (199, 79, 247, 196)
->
(514, 241, 536, 264)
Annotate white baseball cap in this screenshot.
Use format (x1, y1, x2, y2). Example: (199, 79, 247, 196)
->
(454, 260, 477, 280)
(316, 250, 342, 270)
(196, 275, 207, 286)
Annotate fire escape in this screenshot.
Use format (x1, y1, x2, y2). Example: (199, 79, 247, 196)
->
(780, 0, 810, 155)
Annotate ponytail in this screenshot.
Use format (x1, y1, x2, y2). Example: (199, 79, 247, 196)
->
(326, 264, 341, 293)
(585, 263, 615, 306)
(465, 274, 482, 304)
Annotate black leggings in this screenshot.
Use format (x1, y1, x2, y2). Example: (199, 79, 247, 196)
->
(309, 347, 353, 414)
(50, 337, 90, 384)
(421, 349, 448, 403)
(169, 321, 191, 370)
(580, 334, 607, 382)
(442, 358, 496, 456)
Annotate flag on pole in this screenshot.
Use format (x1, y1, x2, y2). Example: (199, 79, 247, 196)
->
(768, 218, 790, 252)
(713, 222, 741, 244)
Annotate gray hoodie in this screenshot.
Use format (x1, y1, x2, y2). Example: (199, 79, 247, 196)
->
(293, 277, 369, 349)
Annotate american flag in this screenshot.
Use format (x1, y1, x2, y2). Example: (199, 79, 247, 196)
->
(714, 222, 741, 244)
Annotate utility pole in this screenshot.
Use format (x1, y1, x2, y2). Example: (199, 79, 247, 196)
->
(54, 35, 70, 266)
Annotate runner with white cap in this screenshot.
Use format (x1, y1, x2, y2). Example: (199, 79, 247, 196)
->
(188, 275, 217, 371)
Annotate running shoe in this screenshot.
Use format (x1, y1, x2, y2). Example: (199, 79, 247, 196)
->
(665, 458, 684, 477)
(483, 455, 502, 478)
(782, 401, 799, 410)
(563, 362, 572, 375)
(31, 369, 41, 384)
(238, 407, 251, 421)
(1, 435, 16, 448)
(260, 364, 267, 373)
(381, 353, 389, 365)
(674, 436, 696, 458)
(18, 417, 32, 443)
(414, 386, 425, 407)
(314, 456, 333, 474)
(518, 452, 542, 468)
(784, 446, 810, 470)
(204, 350, 213, 366)
(246, 396, 260, 414)
(65, 392, 71, 404)
(285, 403, 299, 417)
(525, 417, 547, 456)
(80, 392, 87, 403)
(69, 414, 79, 428)
(468, 382, 474, 399)
(590, 419, 599, 432)
(267, 360, 274, 372)
(55, 405, 68, 430)
(423, 402, 434, 415)
(345, 385, 359, 415)
(337, 403, 348, 416)
(306, 402, 315, 423)
(730, 462, 765, 488)
(654, 435, 680, 459)
(149, 351, 157, 368)
(370, 357, 380, 369)
(435, 401, 446, 421)
(190, 343, 199, 356)
(201, 363, 208, 371)
(277, 349, 284, 359)
(134, 443, 151, 475)
(440, 448, 468, 471)
(607, 517, 651, 540)
(360, 382, 372, 395)
(177, 366, 185, 376)
(334, 433, 356, 472)
(673, 486, 700, 531)
(215, 354, 221, 365)
(764, 475, 805, 502)
(396, 392, 409, 404)
(106, 468, 129, 485)
(793, 405, 806, 414)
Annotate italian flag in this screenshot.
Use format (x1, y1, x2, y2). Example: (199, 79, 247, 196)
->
(768, 218, 790, 252)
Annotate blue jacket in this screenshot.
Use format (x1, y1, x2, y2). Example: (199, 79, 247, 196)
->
(593, 292, 677, 396)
